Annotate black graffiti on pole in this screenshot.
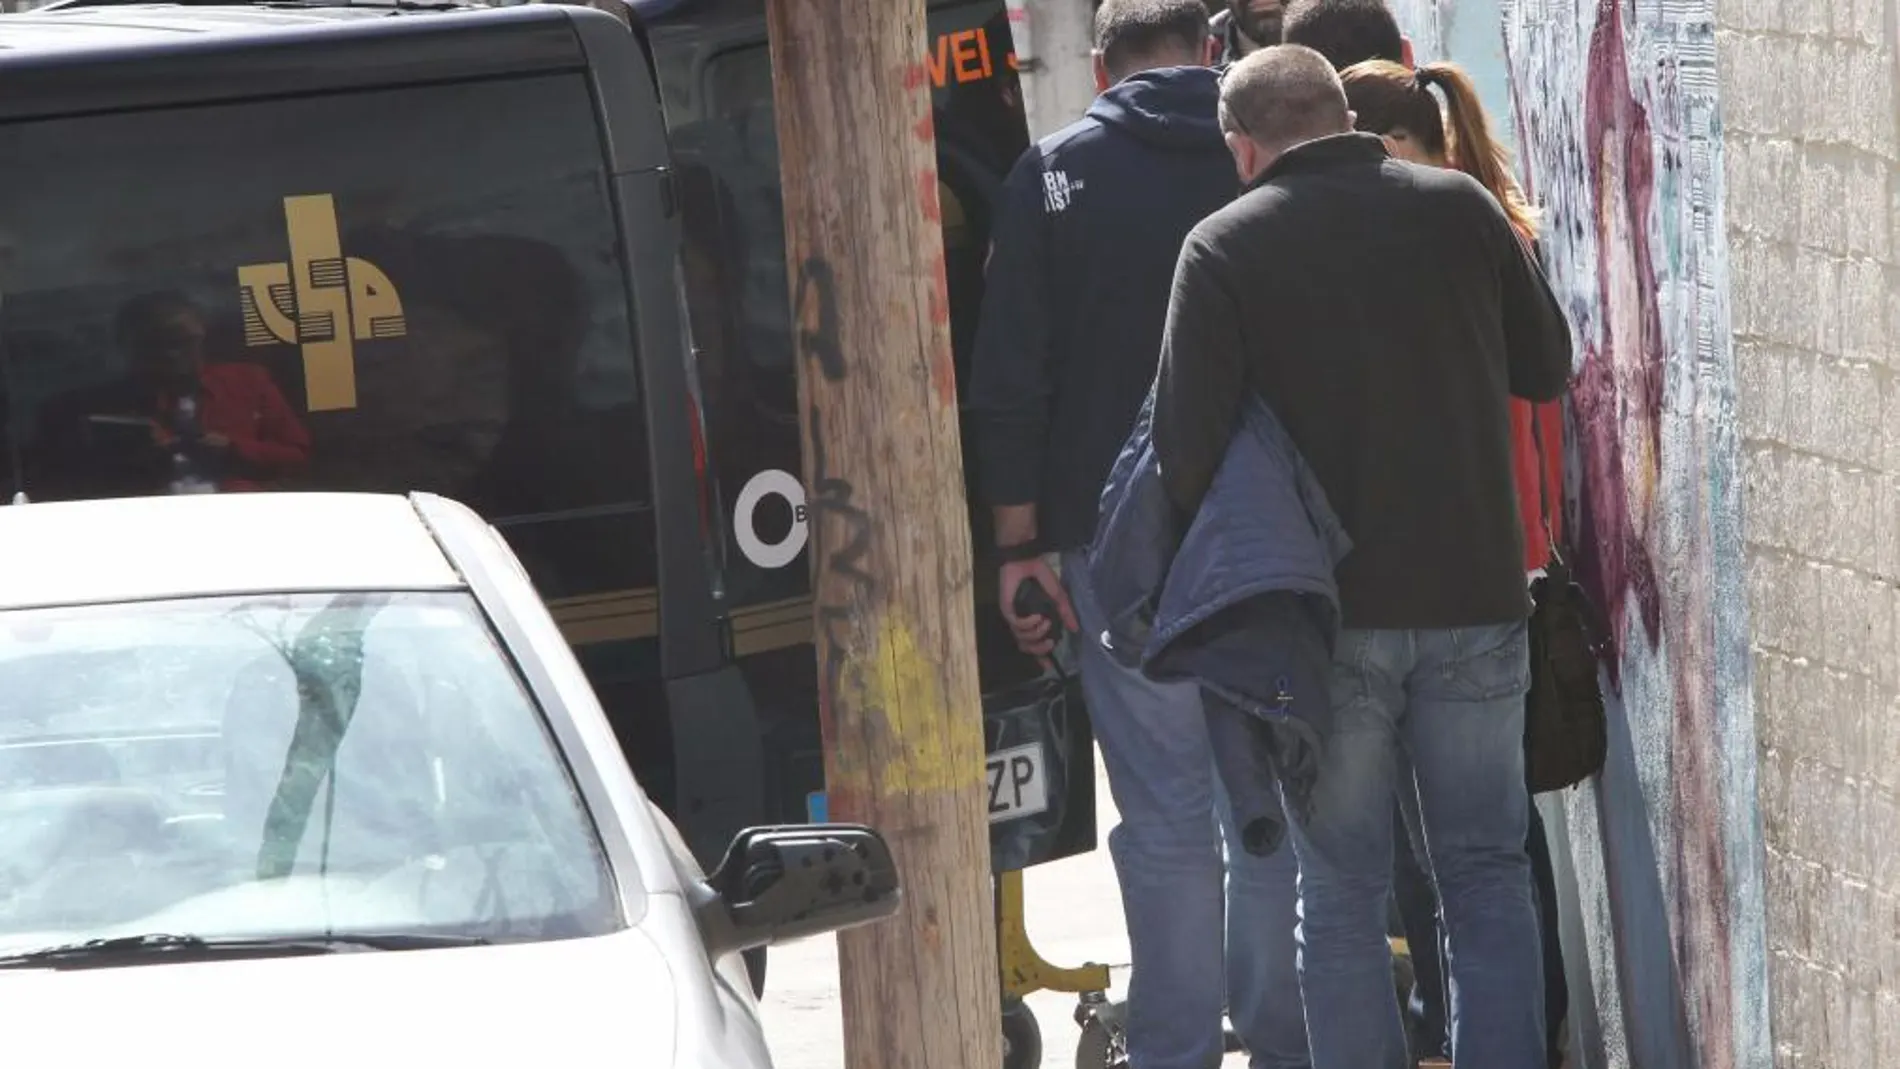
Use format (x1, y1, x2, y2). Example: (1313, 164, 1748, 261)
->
(794, 255, 846, 383)
(795, 255, 876, 718)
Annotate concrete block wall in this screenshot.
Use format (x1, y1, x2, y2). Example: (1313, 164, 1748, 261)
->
(1723, 0, 1900, 1063)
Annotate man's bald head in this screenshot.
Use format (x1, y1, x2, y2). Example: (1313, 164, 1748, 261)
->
(1218, 44, 1354, 180)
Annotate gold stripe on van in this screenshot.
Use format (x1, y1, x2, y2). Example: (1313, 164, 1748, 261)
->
(730, 595, 815, 657)
(546, 589, 659, 645)
(545, 589, 817, 655)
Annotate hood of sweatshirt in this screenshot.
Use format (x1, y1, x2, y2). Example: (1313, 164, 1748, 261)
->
(1086, 65, 1225, 151)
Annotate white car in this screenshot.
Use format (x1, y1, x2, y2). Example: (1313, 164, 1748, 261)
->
(0, 491, 898, 1066)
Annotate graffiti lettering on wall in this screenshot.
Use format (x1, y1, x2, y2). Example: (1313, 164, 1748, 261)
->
(1397, 1, 1772, 1067)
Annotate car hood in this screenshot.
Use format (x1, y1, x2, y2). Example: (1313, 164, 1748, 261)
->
(0, 928, 677, 1064)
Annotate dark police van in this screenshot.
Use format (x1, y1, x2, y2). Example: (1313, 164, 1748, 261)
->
(0, 0, 1095, 1010)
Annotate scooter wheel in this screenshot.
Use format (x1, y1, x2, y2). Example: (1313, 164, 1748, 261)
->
(1003, 998, 1043, 1069)
(1076, 1016, 1126, 1069)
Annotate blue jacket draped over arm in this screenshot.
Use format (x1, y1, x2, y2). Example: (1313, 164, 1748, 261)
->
(1086, 391, 1351, 854)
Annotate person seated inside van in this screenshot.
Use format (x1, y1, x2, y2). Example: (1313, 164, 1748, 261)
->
(27, 290, 311, 500)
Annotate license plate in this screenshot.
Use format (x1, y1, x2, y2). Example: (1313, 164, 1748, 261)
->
(986, 742, 1049, 824)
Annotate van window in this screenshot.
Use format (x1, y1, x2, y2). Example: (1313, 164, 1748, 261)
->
(0, 74, 654, 599)
(672, 0, 1026, 406)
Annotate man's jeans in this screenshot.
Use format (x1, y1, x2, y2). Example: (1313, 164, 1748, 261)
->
(1063, 554, 1308, 1069)
(1285, 624, 1545, 1069)
(1398, 784, 1573, 1067)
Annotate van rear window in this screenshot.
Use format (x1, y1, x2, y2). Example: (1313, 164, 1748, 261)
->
(0, 73, 656, 596)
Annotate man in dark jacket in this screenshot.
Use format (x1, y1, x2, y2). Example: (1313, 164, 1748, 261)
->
(1216, 0, 1410, 68)
(1280, 0, 1404, 69)
(1283, 5, 1545, 1060)
(1281, 6, 1439, 1061)
(1151, 45, 1572, 1069)
(968, 3, 1307, 1067)
(1209, 0, 1283, 62)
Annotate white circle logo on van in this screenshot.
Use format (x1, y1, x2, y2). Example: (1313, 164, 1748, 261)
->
(734, 469, 808, 570)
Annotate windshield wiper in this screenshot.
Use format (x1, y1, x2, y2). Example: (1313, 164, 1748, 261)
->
(0, 931, 489, 969)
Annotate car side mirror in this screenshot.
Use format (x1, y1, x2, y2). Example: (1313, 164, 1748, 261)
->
(694, 823, 901, 959)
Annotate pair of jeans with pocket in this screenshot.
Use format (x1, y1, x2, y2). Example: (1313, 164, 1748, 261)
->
(1284, 623, 1545, 1069)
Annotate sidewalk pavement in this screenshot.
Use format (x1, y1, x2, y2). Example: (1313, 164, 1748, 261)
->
(760, 748, 1253, 1068)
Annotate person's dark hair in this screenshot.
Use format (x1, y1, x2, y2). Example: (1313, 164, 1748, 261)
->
(1093, 0, 1211, 78)
(1340, 59, 1540, 237)
(1282, 0, 1403, 70)
(114, 290, 202, 345)
(1224, 0, 1285, 46)
(1218, 44, 1351, 152)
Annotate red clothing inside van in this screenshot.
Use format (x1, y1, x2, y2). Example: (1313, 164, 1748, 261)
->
(157, 361, 312, 491)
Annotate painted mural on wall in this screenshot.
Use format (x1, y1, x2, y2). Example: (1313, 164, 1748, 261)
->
(1390, 1, 1771, 1067)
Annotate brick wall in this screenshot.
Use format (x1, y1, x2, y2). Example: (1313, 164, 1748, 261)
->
(1725, 0, 1900, 1063)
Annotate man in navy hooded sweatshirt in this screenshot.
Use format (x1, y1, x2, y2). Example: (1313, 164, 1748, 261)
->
(969, 3, 1308, 1066)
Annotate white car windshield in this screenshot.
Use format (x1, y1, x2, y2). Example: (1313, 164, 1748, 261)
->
(0, 591, 621, 953)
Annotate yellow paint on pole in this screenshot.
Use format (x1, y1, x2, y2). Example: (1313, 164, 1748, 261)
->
(827, 619, 985, 798)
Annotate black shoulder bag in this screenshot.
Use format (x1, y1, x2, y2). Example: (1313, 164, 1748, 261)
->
(1523, 408, 1609, 794)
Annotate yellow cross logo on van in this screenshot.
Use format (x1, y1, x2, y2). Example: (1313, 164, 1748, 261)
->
(237, 194, 407, 412)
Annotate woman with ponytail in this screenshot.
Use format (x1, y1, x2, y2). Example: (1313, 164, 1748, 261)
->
(1341, 59, 1559, 573)
(1341, 57, 1572, 1069)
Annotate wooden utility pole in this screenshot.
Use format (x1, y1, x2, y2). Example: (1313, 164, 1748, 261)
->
(763, 2, 1001, 1068)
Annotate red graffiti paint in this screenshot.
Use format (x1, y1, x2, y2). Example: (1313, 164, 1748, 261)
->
(1576, 0, 1664, 682)
(918, 903, 944, 952)
(926, 253, 955, 403)
(914, 111, 936, 143)
(918, 169, 942, 223)
(928, 286, 952, 329)
(930, 348, 957, 407)
(1575, 6, 1736, 1068)
(902, 61, 929, 91)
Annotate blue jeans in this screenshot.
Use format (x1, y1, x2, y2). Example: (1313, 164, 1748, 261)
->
(1286, 624, 1544, 1069)
(1063, 554, 1308, 1069)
